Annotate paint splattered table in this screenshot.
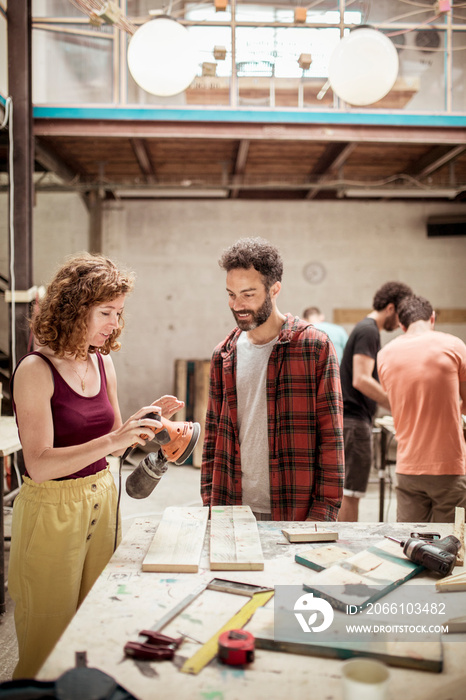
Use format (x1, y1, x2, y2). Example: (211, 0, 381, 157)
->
(38, 519, 466, 700)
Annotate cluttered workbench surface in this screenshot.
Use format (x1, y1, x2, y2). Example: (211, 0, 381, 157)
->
(37, 516, 466, 700)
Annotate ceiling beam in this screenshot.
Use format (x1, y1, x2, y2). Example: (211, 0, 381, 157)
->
(309, 142, 350, 177)
(130, 137, 157, 183)
(406, 144, 466, 178)
(34, 119, 466, 147)
(2, 180, 462, 200)
(306, 142, 356, 200)
(230, 139, 250, 199)
(35, 138, 81, 183)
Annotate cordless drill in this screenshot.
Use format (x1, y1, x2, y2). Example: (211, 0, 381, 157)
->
(385, 535, 461, 577)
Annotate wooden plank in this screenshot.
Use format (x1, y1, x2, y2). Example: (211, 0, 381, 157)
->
(0, 416, 22, 457)
(192, 359, 210, 468)
(173, 358, 210, 467)
(435, 309, 466, 324)
(295, 545, 354, 572)
(282, 526, 338, 543)
(142, 506, 209, 573)
(302, 539, 423, 612)
(333, 308, 466, 325)
(210, 506, 264, 571)
(445, 615, 466, 633)
(174, 359, 188, 423)
(249, 607, 443, 673)
(333, 308, 371, 324)
(435, 570, 466, 592)
(453, 506, 465, 566)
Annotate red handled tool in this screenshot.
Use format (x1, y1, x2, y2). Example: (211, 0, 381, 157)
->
(124, 630, 183, 661)
(218, 629, 255, 666)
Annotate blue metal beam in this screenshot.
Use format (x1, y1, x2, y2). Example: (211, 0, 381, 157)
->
(32, 105, 466, 128)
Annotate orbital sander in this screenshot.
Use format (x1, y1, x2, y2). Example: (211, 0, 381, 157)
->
(124, 411, 200, 499)
(138, 411, 201, 466)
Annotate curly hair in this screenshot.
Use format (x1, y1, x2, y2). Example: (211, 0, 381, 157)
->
(218, 237, 283, 290)
(372, 281, 413, 312)
(398, 295, 433, 328)
(32, 252, 135, 359)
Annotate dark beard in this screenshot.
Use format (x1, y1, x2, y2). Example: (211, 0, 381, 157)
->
(383, 312, 399, 331)
(233, 294, 273, 331)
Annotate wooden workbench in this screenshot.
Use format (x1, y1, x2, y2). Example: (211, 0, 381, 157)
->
(0, 415, 21, 614)
(37, 519, 466, 700)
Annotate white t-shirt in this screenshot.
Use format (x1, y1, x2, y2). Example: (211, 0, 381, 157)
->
(236, 331, 278, 513)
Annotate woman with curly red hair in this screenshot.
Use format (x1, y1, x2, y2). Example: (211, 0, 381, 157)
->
(8, 252, 183, 679)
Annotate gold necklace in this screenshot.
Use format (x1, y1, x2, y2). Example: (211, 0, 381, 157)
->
(70, 357, 89, 391)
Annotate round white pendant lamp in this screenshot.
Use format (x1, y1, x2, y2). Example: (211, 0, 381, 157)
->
(328, 27, 399, 106)
(127, 17, 199, 97)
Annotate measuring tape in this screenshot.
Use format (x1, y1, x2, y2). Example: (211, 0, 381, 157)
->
(180, 589, 274, 675)
(218, 629, 255, 665)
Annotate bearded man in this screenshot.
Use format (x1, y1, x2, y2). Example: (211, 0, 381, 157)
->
(201, 237, 344, 521)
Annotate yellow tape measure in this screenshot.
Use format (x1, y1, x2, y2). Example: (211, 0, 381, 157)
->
(180, 589, 274, 675)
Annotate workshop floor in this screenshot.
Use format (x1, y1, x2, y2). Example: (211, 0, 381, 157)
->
(0, 455, 396, 683)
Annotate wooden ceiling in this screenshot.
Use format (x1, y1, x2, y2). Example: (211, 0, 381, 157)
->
(1, 1, 465, 203)
(2, 115, 466, 201)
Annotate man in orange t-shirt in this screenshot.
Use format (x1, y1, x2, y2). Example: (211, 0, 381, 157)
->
(378, 294, 466, 523)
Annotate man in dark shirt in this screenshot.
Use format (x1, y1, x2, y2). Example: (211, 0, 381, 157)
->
(338, 281, 413, 521)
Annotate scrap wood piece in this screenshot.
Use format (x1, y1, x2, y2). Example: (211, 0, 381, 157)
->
(207, 578, 273, 596)
(339, 549, 383, 575)
(142, 506, 209, 573)
(295, 544, 354, 572)
(301, 538, 423, 612)
(444, 615, 466, 633)
(282, 526, 338, 543)
(453, 506, 465, 566)
(435, 570, 466, 592)
(210, 505, 264, 571)
(248, 607, 443, 673)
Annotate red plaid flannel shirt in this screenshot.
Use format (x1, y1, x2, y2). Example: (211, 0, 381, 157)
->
(201, 313, 344, 521)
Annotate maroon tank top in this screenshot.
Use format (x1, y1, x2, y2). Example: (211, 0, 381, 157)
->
(11, 351, 115, 479)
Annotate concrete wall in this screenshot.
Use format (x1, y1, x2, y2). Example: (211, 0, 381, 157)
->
(0, 14, 7, 99)
(1, 193, 466, 420)
(103, 198, 466, 419)
(0, 193, 89, 360)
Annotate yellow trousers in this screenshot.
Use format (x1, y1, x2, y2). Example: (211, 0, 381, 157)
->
(8, 467, 121, 679)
